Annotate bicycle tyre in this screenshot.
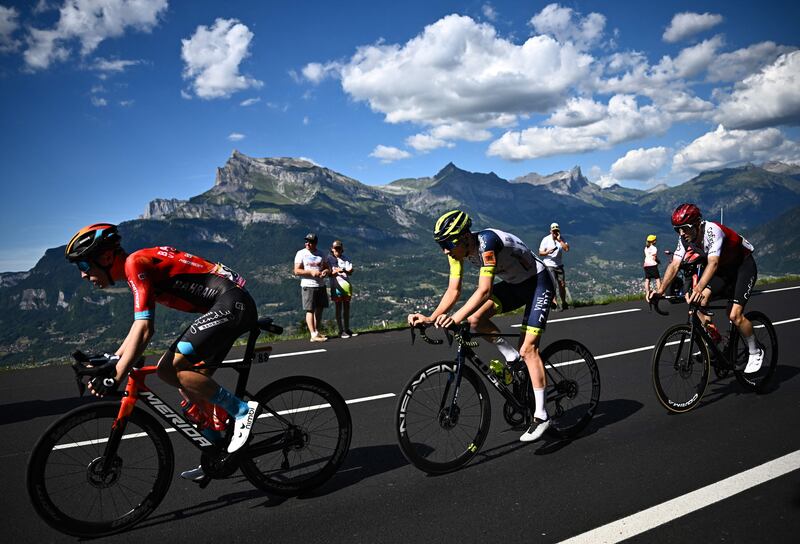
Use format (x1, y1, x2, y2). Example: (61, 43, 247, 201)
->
(240, 376, 352, 496)
(734, 311, 778, 392)
(396, 361, 491, 474)
(541, 339, 601, 438)
(652, 324, 710, 413)
(27, 402, 174, 537)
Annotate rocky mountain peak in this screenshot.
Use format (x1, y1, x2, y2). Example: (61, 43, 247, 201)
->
(511, 165, 588, 195)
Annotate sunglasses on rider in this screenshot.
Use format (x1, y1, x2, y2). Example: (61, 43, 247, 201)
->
(76, 260, 92, 273)
(673, 224, 695, 234)
(437, 237, 461, 251)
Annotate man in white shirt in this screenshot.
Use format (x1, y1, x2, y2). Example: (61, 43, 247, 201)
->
(643, 234, 661, 297)
(293, 233, 330, 342)
(539, 222, 570, 310)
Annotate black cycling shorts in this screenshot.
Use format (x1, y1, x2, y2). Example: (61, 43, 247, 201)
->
(170, 288, 257, 365)
(644, 265, 660, 280)
(491, 268, 554, 336)
(706, 253, 757, 307)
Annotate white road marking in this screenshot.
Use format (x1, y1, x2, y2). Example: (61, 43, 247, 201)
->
(512, 308, 641, 327)
(51, 393, 397, 450)
(558, 449, 800, 544)
(757, 285, 800, 294)
(222, 348, 326, 364)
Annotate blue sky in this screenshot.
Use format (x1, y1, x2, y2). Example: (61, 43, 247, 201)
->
(1, 0, 799, 271)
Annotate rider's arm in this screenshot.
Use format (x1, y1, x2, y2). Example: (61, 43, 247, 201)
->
(450, 272, 493, 323)
(695, 255, 719, 293)
(113, 319, 154, 382)
(655, 258, 681, 297)
(429, 275, 462, 320)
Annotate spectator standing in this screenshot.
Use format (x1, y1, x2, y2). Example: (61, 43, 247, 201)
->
(643, 234, 661, 297)
(539, 222, 570, 310)
(293, 233, 330, 342)
(326, 240, 358, 338)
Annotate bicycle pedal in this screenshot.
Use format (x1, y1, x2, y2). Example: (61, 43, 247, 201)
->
(197, 475, 212, 489)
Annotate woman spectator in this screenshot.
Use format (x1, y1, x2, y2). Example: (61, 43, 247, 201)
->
(326, 240, 358, 338)
(643, 234, 661, 297)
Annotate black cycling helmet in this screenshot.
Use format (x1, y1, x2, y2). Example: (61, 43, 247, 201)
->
(433, 210, 472, 242)
(65, 223, 121, 262)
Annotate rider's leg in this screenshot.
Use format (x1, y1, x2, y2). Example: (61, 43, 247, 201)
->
(468, 297, 520, 363)
(519, 331, 546, 415)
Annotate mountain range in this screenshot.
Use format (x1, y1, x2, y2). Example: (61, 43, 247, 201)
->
(2, 151, 799, 367)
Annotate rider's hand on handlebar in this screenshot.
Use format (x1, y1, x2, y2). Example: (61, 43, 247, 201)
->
(88, 375, 119, 397)
(434, 314, 455, 329)
(646, 290, 661, 303)
(686, 285, 706, 305)
(407, 313, 429, 327)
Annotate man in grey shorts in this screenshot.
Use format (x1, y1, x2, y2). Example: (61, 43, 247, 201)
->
(293, 233, 330, 341)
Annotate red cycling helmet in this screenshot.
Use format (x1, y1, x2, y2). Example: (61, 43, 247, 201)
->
(671, 203, 702, 227)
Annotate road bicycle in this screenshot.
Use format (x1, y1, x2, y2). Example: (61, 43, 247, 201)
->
(396, 324, 600, 474)
(27, 317, 352, 538)
(650, 295, 778, 413)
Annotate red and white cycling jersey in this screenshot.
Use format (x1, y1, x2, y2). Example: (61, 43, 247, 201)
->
(672, 221, 754, 270)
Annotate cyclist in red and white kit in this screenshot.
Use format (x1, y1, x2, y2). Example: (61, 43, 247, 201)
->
(647, 204, 763, 373)
(65, 223, 261, 465)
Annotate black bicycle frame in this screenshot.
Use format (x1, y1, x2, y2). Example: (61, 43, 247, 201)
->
(686, 305, 741, 370)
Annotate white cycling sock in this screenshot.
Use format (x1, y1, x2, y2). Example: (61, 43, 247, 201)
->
(744, 334, 758, 354)
(533, 387, 547, 420)
(493, 337, 520, 363)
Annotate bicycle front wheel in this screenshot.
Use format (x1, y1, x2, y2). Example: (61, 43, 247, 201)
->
(240, 376, 352, 496)
(26, 402, 174, 538)
(542, 339, 601, 438)
(652, 324, 710, 413)
(734, 311, 778, 392)
(396, 362, 491, 474)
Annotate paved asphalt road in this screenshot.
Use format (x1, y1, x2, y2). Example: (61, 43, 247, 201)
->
(2, 281, 799, 543)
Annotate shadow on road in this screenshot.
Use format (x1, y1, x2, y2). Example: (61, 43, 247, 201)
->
(0, 396, 96, 425)
(696, 363, 800, 411)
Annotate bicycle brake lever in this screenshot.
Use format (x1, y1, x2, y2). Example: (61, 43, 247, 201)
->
(71, 363, 87, 397)
(410, 326, 416, 345)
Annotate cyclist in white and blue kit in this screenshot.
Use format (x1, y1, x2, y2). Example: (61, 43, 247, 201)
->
(408, 210, 556, 442)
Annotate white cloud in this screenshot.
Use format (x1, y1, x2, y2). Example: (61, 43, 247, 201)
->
(24, 0, 167, 70)
(482, 3, 497, 22)
(331, 14, 592, 132)
(303, 116, 310, 125)
(240, 97, 260, 107)
(91, 96, 107, 107)
(181, 18, 263, 99)
(611, 146, 669, 180)
(662, 12, 723, 43)
(599, 37, 723, 97)
(595, 174, 619, 188)
(227, 132, 245, 141)
(93, 57, 142, 73)
(180, 89, 192, 100)
(714, 51, 800, 130)
(0, 5, 21, 53)
(370, 145, 411, 163)
(529, 3, 606, 51)
(672, 125, 800, 173)
(544, 97, 606, 127)
(119, 99, 134, 107)
(301, 61, 341, 84)
(488, 94, 671, 160)
(707, 41, 797, 82)
(406, 133, 455, 152)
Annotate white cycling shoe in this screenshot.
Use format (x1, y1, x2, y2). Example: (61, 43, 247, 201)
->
(180, 465, 205, 481)
(744, 348, 764, 374)
(227, 401, 261, 453)
(520, 417, 550, 442)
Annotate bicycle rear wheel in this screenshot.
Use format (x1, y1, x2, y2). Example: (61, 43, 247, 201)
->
(27, 402, 173, 537)
(240, 376, 352, 496)
(395, 362, 491, 474)
(542, 339, 601, 438)
(734, 311, 778, 392)
(652, 324, 710, 413)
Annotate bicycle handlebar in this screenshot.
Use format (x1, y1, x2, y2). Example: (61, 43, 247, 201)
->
(410, 323, 483, 348)
(70, 351, 137, 397)
(648, 295, 714, 317)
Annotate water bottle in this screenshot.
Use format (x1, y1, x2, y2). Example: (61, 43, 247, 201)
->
(706, 323, 723, 346)
(489, 359, 513, 385)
